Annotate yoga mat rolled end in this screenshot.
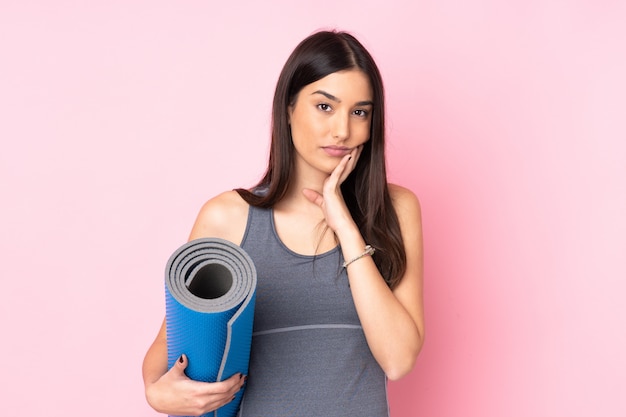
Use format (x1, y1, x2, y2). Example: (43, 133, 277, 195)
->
(164, 238, 257, 417)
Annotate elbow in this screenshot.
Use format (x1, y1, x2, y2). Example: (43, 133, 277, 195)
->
(385, 367, 412, 382)
(384, 356, 416, 381)
(383, 335, 425, 381)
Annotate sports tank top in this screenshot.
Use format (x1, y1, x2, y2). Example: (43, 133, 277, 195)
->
(237, 205, 389, 417)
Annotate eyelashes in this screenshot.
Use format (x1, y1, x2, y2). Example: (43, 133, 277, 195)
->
(316, 103, 370, 118)
(317, 103, 332, 112)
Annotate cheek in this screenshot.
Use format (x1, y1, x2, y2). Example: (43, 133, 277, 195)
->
(290, 122, 314, 151)
(354, 120, 371, 142)
(290, 123, 308, 145)
(293, 112, 325, 140)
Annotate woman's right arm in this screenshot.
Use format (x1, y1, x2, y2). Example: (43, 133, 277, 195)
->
(142, 191, 250, 415)
(142, 319, 245, 416)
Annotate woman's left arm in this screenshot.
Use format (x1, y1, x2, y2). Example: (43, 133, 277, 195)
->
(338, 184, 424, 380)
(303, 152, 424, 380)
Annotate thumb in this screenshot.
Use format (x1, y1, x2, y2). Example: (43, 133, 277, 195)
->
(302, 188, 323, 207)
(170, 354, 188, 376)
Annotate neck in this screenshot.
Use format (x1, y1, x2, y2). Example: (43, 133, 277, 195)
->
(277, 164, 327, 212)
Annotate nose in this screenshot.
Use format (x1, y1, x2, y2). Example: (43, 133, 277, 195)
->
(331, 112, 350, 141)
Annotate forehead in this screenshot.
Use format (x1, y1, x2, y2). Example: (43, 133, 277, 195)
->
(301, 70, 373, 101)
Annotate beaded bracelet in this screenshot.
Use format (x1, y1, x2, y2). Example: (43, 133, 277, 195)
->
(342, 245, 376, 268)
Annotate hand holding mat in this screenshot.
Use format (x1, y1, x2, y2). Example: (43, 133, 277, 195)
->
(165, 238, 257, 417)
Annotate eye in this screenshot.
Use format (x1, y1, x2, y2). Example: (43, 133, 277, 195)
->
(353, 109, 369, 118)
(317, 103, 332, 112)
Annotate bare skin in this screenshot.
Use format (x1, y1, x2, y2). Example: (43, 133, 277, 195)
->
(142, 70, 424, 414)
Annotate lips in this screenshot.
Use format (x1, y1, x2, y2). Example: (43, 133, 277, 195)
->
(322, 146, 351, 157)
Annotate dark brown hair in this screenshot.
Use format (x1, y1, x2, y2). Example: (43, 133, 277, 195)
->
(236, 30, 406, 288)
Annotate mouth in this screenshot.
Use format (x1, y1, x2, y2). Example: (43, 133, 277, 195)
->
(322, 146, 352, 158)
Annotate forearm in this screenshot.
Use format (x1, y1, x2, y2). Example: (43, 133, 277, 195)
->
(142, 320, 169, 386)
(337, 228, 423, 380)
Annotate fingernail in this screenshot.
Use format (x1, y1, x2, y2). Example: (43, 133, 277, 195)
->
(348, 156, 352, 160)
(178, 355, 184, 363)
(238, 373, 243, 380)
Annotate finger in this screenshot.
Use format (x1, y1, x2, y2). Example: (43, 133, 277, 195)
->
(210, 374, 246, 408)
(302, 188, 324, 207)
(337, 145, 364, 185)
(352, 144, 364, 166)
(327, 153, 353, 188)
(199, 372, 245, 396)
(216, 386, 242, 409)
(346, 145, 363, 172)
(192, 380, 242, 415)
(225, 372, 246, 393)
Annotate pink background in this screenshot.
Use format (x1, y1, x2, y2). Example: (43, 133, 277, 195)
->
(1, 1, 625, 416)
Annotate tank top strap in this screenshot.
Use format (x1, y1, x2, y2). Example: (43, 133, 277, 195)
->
(241, 204, 277, 251)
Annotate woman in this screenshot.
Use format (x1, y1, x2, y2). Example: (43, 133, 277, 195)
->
(143, 30, 424, 416)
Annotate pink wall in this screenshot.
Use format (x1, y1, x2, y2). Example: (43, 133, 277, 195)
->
(1, 1, 625, 416)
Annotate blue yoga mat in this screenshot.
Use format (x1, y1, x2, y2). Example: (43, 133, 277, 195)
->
(165, 237, 257, 417)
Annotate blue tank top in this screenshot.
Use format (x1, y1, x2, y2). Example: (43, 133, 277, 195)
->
(238, 205, 389, 416)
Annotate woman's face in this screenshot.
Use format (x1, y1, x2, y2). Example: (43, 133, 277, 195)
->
(288, 69, 373, 178)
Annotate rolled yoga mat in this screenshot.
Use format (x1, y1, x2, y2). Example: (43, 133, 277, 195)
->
(165, 237, 257, 417)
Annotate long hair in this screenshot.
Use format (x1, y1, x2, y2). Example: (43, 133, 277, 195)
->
(236, 30, 406, 288)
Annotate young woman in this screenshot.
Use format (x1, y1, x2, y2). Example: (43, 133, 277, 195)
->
(143, 30, 424, 416)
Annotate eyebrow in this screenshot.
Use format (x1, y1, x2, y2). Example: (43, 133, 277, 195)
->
(311, 90, 373, 107)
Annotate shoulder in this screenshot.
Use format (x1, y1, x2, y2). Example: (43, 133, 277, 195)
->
(388, 183, 423, 237)
(388, 183, 421, 218)
(188, 190, 250, 244)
